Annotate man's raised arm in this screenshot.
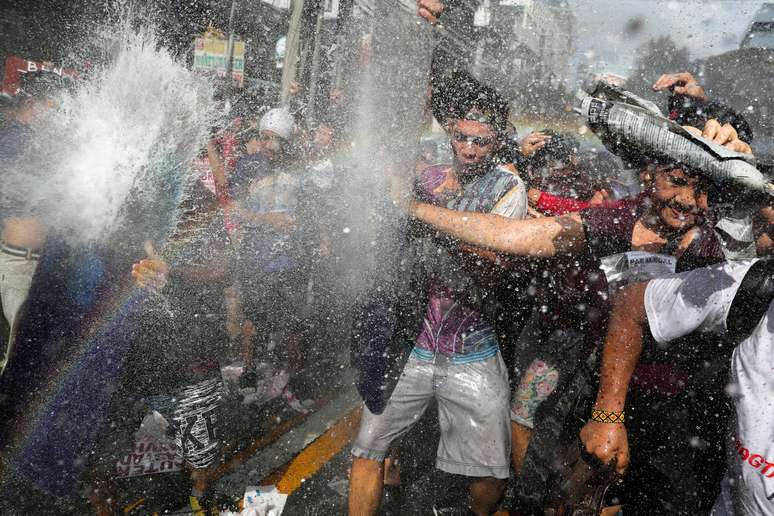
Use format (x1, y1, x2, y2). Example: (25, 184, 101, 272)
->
(409, 201, 585, 257)
(579, 282, 649, 475)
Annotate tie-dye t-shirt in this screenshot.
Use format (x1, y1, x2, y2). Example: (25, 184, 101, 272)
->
(413, 164, 527, 363)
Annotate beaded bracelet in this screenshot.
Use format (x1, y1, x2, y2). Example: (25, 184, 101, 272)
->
(591, 409, 625, 424)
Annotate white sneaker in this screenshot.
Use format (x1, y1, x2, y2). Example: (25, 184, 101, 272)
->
(281, 385, 312, 414)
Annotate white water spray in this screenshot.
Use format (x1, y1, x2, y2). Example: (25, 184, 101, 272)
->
(13, 14, 217, 244)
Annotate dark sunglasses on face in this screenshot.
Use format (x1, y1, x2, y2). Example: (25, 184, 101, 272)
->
(453, 131, 494, 147)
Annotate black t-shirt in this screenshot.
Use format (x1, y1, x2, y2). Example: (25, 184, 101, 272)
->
(580, 199, 724, 275)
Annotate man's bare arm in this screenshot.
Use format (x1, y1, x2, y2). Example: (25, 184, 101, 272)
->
(207, 141, 225, 186)
(594, 282, 648, 411)
(580, 282, 648, 475)
(409, 201, 585, 257)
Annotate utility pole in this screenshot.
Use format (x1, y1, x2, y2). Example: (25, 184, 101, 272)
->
(280, 0, 305, 106)
(223, 0, 238, 103)
(306, 2, 326, 124)
(332, 0, 354, 90)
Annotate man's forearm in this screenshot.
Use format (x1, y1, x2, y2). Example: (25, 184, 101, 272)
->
(594, 282, 649, 412)
(207, 141, 225, 187)
(409, 201, 584, 257)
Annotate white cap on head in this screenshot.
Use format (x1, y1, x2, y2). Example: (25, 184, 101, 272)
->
(259, 107, 295, 141)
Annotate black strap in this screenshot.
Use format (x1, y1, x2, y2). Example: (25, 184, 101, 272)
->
(727, 259, 774, 340)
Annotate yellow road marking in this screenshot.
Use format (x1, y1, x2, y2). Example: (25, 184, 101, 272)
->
(121, 497, 145, 514)
(203, 398, 329, 484)
(263, 406, 362, 495)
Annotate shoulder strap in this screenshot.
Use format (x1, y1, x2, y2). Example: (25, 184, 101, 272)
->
(727, 259, 774, 340)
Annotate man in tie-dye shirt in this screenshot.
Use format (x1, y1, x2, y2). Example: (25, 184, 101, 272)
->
(349, 81, 527, 516)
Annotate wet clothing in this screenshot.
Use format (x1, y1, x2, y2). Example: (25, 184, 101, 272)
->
(352, 162, 526, 479)
(645, 260, 773, 516)
(96, 182, 232, 475)
(238, 168, 302, 274)
(235, 162, 308, 394)
(0, 238, 138, 498)
(0, 250, 38, 376)
(297, 156, 336, 266)
(513, 200, 726, 513)
(0, 121, 44, 376)
(228, 152, 269, 200)
(413, 164, 527, 360)
(232, 157, 304, 315)
(352, 352, 511, 479)
(240, 269, 304, 343)
(510, 318, 581, 428)
(512, 200, 724, 419)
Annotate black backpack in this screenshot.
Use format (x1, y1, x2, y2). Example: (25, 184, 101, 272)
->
(726, 258, 774, 341)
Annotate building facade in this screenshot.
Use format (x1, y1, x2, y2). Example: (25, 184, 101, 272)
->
(474, 0, 575, 94)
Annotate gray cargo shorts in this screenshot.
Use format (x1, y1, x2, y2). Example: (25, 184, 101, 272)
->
(351, 349, 511, 479)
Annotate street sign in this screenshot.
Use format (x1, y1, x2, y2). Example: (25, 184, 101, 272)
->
(193, 36, 246, 87)
(1, 55, 77, 99)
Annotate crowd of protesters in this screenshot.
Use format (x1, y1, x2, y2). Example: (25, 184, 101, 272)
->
(0, 1, 773, 515)
(346, 2, 772, 516)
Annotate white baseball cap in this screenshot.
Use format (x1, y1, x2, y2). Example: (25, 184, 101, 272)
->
(259, 107, 295, 141)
